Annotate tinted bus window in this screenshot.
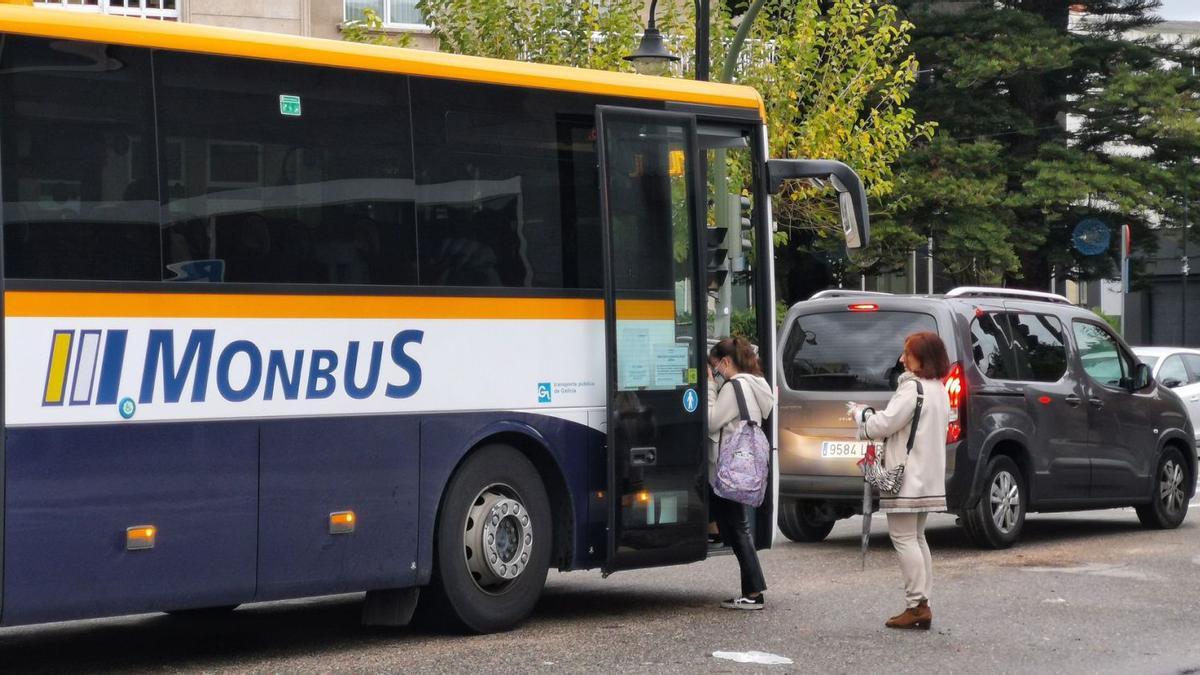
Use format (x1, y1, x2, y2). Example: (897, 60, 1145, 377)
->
(782, 311, 937, 391)
(0, 37, 160, 281)
(410, 79, 603, 288)
(155, 52, 417, 285)
(970, 312, 1019, 380)
(1010, 313, 1067, 382)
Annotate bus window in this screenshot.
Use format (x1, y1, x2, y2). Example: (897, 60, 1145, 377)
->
(409, 79, 604, 289)
(0, 37, 161, 281)
(155, 52, 418, 285)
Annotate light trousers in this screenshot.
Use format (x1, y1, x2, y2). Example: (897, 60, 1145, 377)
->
(886, 512, 932, 608)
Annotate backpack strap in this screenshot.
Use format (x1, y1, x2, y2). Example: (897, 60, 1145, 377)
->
(903, 381, 925, 456)
(731, 378, 755, 426)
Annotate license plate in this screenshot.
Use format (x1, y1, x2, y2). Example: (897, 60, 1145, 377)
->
(821, 441, 868, 458)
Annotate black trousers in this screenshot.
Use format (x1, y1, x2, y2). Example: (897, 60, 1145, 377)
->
(711, 489, 767, 597)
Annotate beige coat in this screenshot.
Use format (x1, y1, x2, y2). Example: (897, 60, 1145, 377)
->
(707, 373, 775, 482)
(858, 372, 949, 513)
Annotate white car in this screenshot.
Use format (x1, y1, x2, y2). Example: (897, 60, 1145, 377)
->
(1133, 347, 1200, 448)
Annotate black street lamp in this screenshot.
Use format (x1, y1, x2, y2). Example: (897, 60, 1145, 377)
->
(624, 0, 680, 77)
(626, 0, 711, 80)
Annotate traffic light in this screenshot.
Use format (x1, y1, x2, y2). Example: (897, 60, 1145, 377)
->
(706, 224, 729, 293)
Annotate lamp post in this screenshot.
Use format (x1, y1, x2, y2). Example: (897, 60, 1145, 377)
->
(695, 0, 709, 81)
(624, 0, 680, 77)
(626, 0, 713, 81)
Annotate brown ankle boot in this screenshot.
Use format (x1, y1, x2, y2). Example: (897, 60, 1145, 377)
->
(885, 601, 932, 630)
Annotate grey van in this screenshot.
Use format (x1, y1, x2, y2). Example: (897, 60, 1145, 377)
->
(776, 287, 1196, 548)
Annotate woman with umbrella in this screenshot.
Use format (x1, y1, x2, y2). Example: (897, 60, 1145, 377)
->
(848, 332, 950, 630)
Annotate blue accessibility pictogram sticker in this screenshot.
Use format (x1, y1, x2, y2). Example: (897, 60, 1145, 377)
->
(682, 388, 698, 413)
(537, 382, 552, 404)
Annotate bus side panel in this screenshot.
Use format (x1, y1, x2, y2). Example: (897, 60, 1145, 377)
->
(2, 422, 258, 625)
(255, 416, 420, 601)
(414, 412, 597, 584)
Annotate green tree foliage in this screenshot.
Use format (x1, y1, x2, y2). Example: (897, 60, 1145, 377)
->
(416, 0, 645, 70)
(891, 0, 1200, 287)
(341, 8, 414, 48)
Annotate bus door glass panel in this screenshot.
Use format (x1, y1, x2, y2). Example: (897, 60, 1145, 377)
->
(699, 123, 771, 547)
(598, 108, 708, 572)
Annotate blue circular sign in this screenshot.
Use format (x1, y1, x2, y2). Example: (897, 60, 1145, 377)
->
(118, 397, 136, 420)
(1073, 218, 1111, 256)
(682, 388, 699, 413)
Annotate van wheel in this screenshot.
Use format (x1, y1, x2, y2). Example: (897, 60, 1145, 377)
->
(963, 456, 1025, 549)
(778, 499, 835, 542)
(1136, 447, 1189, 529)
(415, 445, 552, 634)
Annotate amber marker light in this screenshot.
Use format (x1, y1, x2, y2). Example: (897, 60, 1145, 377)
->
(329, 510, 356, 534)
(126, 525, 156, 551)
(636, 491, 651, 504)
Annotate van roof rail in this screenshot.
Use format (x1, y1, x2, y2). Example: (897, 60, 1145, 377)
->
(944, 286, 1071, 305)
(809, 289, 894, 300)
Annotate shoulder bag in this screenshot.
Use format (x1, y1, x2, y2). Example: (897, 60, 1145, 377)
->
(857, 381, 924, 495)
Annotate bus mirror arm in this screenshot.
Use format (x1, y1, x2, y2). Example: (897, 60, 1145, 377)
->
(765, 159, 870, 250)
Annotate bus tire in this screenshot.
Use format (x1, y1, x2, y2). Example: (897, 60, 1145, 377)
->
(418, 444, 552, 634)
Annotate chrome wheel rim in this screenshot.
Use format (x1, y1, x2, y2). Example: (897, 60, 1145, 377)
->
(463, 483, 532, 594)
(1160, 459, 1186, 515)
(990, 470, 1021, 534)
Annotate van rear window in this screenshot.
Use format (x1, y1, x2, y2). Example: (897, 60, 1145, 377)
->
(782, 311, 937, 391)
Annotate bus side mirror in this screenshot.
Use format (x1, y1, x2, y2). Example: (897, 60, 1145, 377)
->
(765, 159, 869, 249)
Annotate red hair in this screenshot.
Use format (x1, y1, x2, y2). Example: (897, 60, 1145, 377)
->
(904, 332, 950, 380)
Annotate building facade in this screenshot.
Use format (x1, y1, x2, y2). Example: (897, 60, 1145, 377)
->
(32, 0, 438, 48)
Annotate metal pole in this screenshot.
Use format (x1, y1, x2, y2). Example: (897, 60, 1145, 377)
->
(1184, 180, 1190, 346)
(927, 236, 934, 294)
(911, 248, 917, 294)
(1120, 225, 1128, 338)
(695, 0, 709, 81)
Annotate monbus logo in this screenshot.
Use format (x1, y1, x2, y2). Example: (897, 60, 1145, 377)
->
(42, 328, 425, 409)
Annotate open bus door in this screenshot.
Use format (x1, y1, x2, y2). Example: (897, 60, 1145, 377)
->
(597, 107, 710, 573)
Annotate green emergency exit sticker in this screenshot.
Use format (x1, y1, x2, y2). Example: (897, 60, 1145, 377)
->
(279, 94, 302, 117)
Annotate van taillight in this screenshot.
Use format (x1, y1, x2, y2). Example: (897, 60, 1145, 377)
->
(848, 303, 878, 312)
(944, 362, 964, 443)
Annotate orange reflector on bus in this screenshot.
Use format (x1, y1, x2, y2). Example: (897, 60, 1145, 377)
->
(126, 525, 156, 551)
(329, 510, 356, 534)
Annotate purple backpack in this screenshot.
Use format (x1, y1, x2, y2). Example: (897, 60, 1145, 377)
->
(712, 379, 770, 507)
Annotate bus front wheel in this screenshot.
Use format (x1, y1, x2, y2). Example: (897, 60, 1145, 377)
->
(418, 444, 552, 633)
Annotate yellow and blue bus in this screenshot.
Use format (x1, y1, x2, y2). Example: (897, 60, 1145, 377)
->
(0, 5, 868, 632)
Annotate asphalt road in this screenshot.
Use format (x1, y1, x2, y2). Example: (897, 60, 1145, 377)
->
(3, 502, 1200, 674)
